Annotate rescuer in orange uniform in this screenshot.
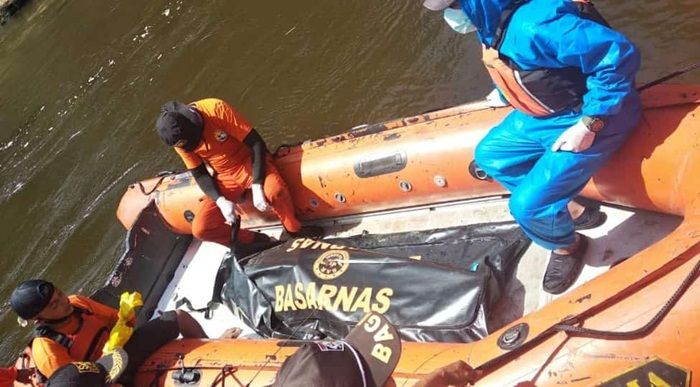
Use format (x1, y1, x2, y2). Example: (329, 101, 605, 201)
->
(156, 98, 320, 246)
(9, 279, 221, 382)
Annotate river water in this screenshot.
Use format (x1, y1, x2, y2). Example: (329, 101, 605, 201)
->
(0, 0, 698, 362)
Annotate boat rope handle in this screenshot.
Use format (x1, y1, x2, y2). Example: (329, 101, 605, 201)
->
(210, 365, 244, 387)
(521, 256, 700, 385)
(553, 255, 700, 339)
(143, 365, 243, 387)
(138, 175, 169, 196)
(473, 248, 700, 381)
(244, 309, 320, 387)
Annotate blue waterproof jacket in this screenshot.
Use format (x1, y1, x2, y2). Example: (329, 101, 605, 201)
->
(459, 0, 640, 117)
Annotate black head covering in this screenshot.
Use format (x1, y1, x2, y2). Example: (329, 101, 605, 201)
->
(10, 279, 55, 320)
(272, 312, 401, 387)
(155, 101, 204, 152)
(46, 348, 128, 387)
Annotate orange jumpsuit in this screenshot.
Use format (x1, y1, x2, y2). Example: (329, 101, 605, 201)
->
(175, 98, 301, 245)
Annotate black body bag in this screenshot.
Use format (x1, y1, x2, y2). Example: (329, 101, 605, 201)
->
(222, 222, 530, 343)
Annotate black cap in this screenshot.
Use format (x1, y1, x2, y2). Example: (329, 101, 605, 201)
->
(272, 312, 402, 387)
(155, 101, 204, 152)
(46, 348, 128, 387)
(10, 279, 55, 320)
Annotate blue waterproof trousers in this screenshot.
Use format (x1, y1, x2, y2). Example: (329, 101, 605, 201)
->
(474, 96, 641, 250)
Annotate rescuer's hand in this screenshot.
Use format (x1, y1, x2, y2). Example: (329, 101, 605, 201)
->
(485, 88, 510, 108)
(215, 196, 236, 225)
(251, 183, 269, 212)
(551, 120, 596, 153)
(413, 360, 482, 387)
(219, 327, 243, 339)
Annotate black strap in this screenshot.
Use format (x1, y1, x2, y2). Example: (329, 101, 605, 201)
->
(230, 215, 241, 259)
(174, 298, 214, 320)
(574, 0, 611, 28)
(33, 307, 91, 351)
(173, 216, 239, 320)
(491, 0, 529, 50)
(174, 258, 232, 320)
(491, 0, 610, 51)
(34, 326, 74, 349)
(82, 326, 110, 361)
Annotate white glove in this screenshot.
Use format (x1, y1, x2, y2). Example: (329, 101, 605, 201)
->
(551, 120, 596, 153)
(215, 196, 236, 225)
(485, 88, 510, 108)
(251, 183, 269, 212)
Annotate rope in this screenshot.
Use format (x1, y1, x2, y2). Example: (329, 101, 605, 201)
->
(244, 310, 319, 386)
(553, 256, 700, 339)
(210, 365, 244, 387)
(474, 249, 700, 378)
(138, 175, 168, 196)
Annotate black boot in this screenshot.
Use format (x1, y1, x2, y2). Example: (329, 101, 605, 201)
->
(543, 234, 588, 294)
(573, 207, 607, 230)
(283, 225, 325, 240)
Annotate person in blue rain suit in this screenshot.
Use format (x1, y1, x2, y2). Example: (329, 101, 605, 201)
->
(422, 0, 641, 294)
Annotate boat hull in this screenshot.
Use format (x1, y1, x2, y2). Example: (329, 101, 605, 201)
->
(117, 84, 700, 235)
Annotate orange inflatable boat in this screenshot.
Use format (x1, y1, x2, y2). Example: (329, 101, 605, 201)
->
(0, 82, 664, 387)
(108, 83, 700, 386)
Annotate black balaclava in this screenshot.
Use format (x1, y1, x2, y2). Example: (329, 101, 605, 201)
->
(155, 101, 204, 152)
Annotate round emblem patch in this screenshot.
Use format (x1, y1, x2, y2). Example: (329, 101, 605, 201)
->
(214, 130, 228, 142)
(313, 250, 350, 280)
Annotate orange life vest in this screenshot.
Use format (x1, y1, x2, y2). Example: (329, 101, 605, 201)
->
(33, 295, 118, 368)
(34, 307, 112, 362)
(482, 0, 610, 117)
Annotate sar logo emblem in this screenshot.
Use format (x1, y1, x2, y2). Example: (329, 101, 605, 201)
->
(313, 250, 350, 280)
(74, 362, 100, 374)
(316, 341, 345, 351)
(214, 130, 228, 142)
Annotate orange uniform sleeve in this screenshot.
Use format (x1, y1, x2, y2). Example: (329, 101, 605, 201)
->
(0, 367, 17, 386)
(175, 147, 204, 170)
(31, 337, 74, 378)
(208, 99, 253, 143)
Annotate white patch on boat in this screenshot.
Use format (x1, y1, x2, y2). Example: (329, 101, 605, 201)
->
(156, 240, 258, 338)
